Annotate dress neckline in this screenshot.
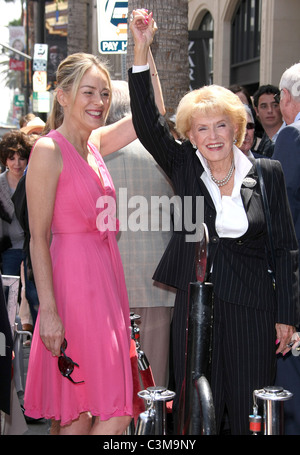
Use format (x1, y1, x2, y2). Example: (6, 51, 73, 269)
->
(53, 130, 108, 191)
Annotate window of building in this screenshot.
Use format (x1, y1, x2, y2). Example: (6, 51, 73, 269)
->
(230, 0, 261, 90)
(189, 11, 214, 90)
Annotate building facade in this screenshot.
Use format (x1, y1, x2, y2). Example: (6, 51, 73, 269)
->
(23, 0, 300, 119)
(188, 0, 300, 94)
(92, 0, 300, 94)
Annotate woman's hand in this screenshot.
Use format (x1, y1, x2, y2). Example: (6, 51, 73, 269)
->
(276, 323, 296, 355)
(40, 307, 65, 357)
(129, 9, 157, 65)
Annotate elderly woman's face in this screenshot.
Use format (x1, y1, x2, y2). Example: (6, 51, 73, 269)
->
(240, 113, 255, 155)
(188, 111, 238, 164)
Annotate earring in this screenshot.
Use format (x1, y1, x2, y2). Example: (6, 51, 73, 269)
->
(233, 138, 237, 144)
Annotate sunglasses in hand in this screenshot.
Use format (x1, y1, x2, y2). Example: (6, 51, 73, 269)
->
(58, 338, 84, 384)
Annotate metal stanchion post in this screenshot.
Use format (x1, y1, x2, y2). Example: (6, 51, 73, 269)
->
(135, 386, 175, 435)
(252, 386, 293, 435)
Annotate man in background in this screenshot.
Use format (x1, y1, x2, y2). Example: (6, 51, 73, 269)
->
(253, 84, 284, 157)
(273, 63, 300, 435)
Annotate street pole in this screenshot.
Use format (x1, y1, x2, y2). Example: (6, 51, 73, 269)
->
(25, 0, 30, 114)
(35, 0, 46, 44)
(34, 0, 47, 121)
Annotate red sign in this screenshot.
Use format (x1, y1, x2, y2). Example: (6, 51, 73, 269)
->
(9, 58, 25, 71)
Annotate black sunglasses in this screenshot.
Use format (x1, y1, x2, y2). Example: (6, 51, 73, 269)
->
(246, 122, 255, 130)
(274, 93, 280, 104)
(274, 89, 283, 104)
(58, 338, 84, 384)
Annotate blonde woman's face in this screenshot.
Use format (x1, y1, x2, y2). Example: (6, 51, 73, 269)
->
(188, 112, 238, 164)
(65, 66, 111, 130)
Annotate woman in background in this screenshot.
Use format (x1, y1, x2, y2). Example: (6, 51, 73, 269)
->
(0, 130, 33, 276)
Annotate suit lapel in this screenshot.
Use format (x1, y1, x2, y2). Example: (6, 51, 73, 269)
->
(192, 152, 215, 209)
(192, 152, 259, 217)
(240, 163, 258, 211)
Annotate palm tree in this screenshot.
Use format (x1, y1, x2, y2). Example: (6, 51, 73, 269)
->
(0, 1, 23, 93)
(67, 0, 89, 54)
(0, 63, 21, 91)
(127, 0, 189, 117)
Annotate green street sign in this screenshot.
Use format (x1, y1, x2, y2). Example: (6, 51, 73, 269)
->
(14, 93, 25, 107)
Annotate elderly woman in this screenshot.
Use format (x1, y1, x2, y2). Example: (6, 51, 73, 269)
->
(0, 130, 33, 276)
(128, 11, 299, 435)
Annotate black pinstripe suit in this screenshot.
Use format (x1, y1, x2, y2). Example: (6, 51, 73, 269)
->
(128, 69, 299, 434)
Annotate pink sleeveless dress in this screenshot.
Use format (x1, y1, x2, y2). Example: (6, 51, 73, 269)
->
(24, 131, 133, 426)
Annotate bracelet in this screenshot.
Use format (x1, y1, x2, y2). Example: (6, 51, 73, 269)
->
(152, 72, 158, 76)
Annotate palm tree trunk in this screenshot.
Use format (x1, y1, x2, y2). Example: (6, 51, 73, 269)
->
(67, 0, 88, 54)
(127, 0, 189, 117)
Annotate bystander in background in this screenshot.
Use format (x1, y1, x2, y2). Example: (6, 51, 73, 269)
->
(273, 63, 300, 435)
(253, 84, 284, 157)
(104, 80, 176, 388)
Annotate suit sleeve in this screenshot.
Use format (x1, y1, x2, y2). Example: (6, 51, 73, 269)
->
(128, 68, 183, 180)
(273, 125, 300, 248)
(265, 159, 300, 325)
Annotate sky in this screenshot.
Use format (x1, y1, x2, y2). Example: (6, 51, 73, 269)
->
(0, 0, 21, 26)
(0, 0, 22, 124)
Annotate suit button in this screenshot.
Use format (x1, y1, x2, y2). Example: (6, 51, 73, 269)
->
(211, 236, 219, 243)
(236, 240, 244, 245)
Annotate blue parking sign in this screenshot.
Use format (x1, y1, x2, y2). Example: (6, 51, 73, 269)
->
(97, 0, 128, 54)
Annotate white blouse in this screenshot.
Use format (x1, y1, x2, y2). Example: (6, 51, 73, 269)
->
(197, 146, 253, 238)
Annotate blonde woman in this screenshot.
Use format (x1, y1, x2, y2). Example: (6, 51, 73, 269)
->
(24, 12, 165, 435)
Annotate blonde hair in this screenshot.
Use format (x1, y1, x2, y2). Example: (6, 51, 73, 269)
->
(47, 52, 112, 131)
(176, 85, 247, 147)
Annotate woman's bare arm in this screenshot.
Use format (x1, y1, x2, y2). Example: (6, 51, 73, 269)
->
(26, 137, 64, 356)
(90, 11, 165, 156)
(148, 47, 166, 116)
(89, 114, 136, 156)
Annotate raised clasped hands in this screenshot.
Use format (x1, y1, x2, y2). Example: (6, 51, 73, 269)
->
(129, 9, 157, 49)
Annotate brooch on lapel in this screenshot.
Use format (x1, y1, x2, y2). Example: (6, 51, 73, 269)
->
(242, 177, 257, 188)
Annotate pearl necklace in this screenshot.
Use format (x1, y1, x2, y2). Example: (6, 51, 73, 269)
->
(208, 160, 235, 187)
